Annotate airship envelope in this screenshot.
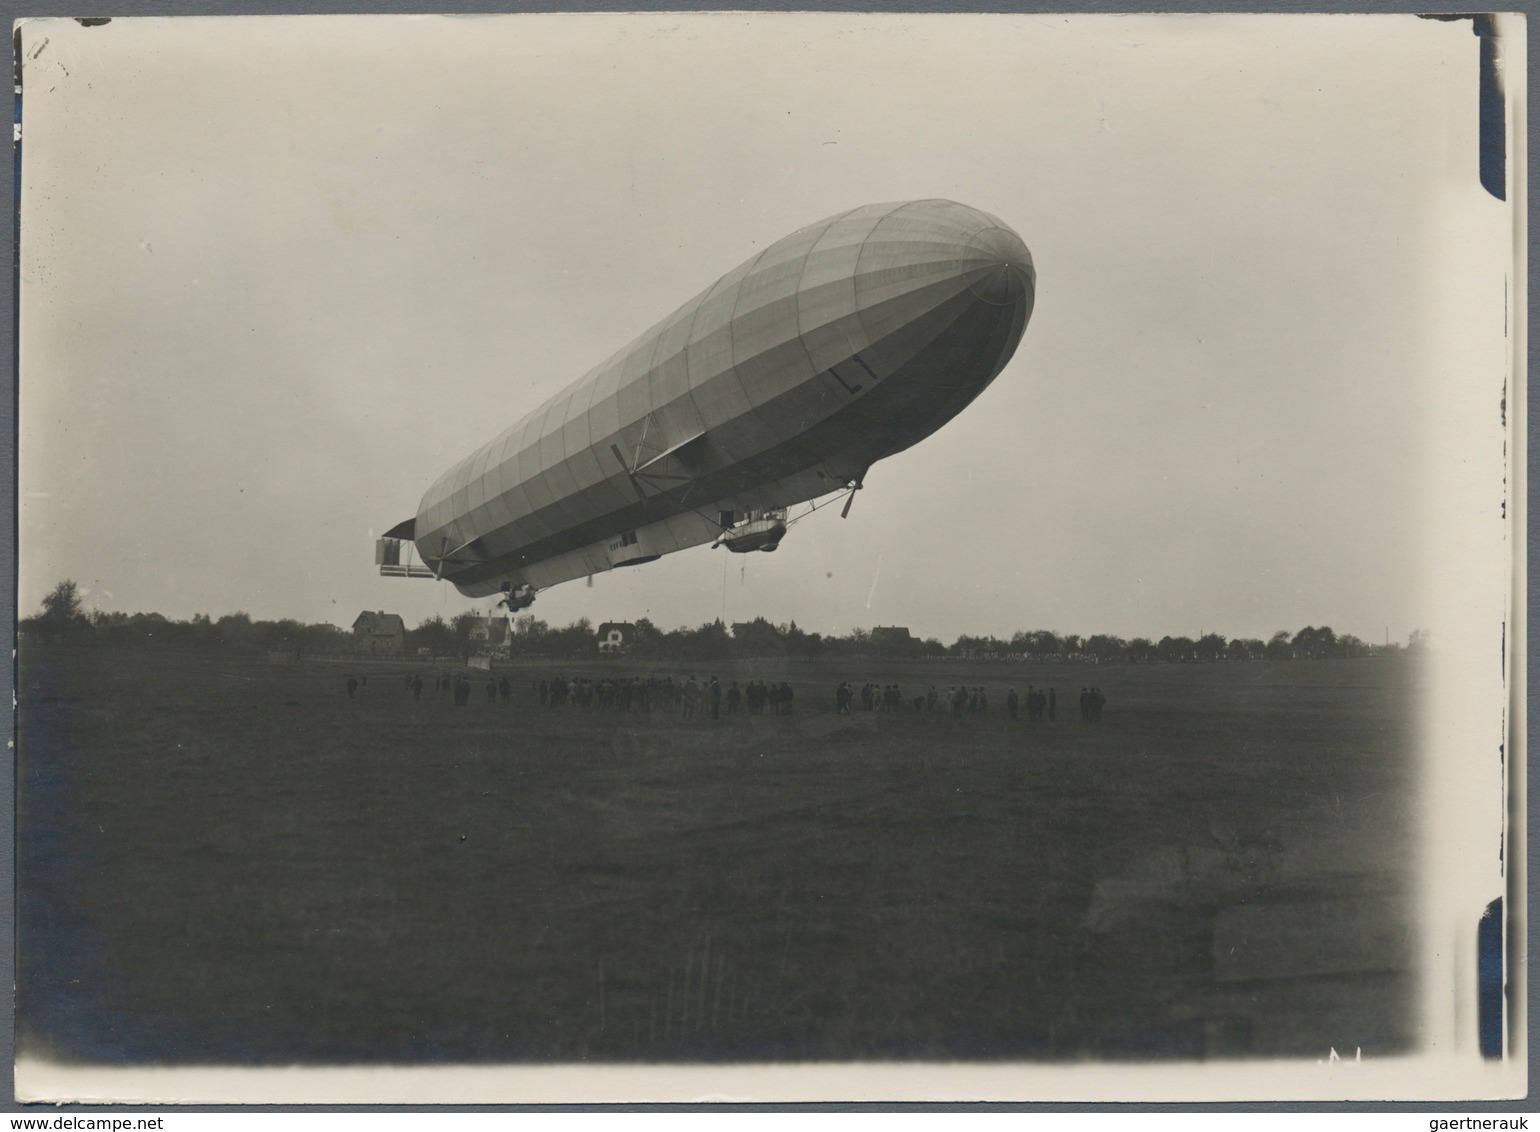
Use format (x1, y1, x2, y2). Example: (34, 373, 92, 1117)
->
(378, 199, 1035, 606)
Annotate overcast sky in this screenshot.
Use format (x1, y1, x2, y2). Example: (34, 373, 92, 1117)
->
(16, 13, 1510, 644)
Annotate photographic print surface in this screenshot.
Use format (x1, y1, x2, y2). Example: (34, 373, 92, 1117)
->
(13, 12, 1522, 1102)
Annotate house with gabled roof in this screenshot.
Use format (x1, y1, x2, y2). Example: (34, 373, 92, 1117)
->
(352, 610, 406, 654)
(597, 622, 635, 653)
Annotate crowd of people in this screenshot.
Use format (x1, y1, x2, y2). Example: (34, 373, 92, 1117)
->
(534, 673, 796, 718)
(347, 669, 1109, 722)
(833, 681, 1108, 722)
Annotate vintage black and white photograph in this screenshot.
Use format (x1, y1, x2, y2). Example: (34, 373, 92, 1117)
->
(13, 12, 1523, 1103)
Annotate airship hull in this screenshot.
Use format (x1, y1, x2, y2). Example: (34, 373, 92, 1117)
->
(396, 199, 1035, 600)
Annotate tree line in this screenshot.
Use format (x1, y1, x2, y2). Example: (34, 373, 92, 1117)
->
(22, 579, 1424, 663)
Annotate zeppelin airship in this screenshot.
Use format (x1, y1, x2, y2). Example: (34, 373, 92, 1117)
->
(376, 199, 1035, 609)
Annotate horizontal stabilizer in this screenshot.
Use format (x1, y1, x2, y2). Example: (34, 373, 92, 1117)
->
(384, 518, 416, 540)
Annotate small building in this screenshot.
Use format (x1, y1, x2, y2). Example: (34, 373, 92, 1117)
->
(468, 615, 512, 657)
(352, 610, 405, 654)
(597, 622, 635, 654)
(870, 626, 915, 654)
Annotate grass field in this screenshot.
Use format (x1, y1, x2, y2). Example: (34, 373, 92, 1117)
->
(18, 644, 1419, 1064)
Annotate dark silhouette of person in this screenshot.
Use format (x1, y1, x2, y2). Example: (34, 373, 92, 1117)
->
(346, 676, 358, 700)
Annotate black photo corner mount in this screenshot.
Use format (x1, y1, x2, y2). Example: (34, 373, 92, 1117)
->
(1478, 897, 1503, 1059)
(1419, 13, 1506, 201)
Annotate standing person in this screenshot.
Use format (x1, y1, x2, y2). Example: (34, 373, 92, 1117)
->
(927, 685, 938, 712)
(779, 681, 794, 714)
(1079, 687, 1090, 722)
(486, 678, 497, 702)
(683, 676, 698, 719)
(978, 687, 989, 715)
(1006, 688, 1019, 720)
(709, 676, 723, 719)
(346, 676, 358, 700)
(412, 674, 424, 701)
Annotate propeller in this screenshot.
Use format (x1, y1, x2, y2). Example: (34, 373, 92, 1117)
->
(840, 476, 865, 519)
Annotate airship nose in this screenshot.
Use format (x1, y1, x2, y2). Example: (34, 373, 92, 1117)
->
(963, 224, 1035, 306)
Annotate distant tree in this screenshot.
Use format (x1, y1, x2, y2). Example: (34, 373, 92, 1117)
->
(780, 620, 824, 658)
(511, 614, 550, 640)
(1265, 630, 1293, 660)
(699, 618, 732, 659)
(542, 616, 595, 658)
(1226, 637, 1253, 662)
(1337, 633, 1368, 658)
(731, 617, 787, 658)
(1127, 637, 1157, 663)
(952, 633, 1007, 657)
(294, 621, 350, 653)
(1157, 635, 1196, 663)
(408, 614, 456, 655)
(216, 612, 257, 650)
(185, 613, 219, 648)
(41, 579, 83, 619)
(1194, 632, 1227, 662)
(34, 579, 92, 640)
(1408, 628, 1431, 653)
(628, 617, 666, 657)
(1292, 625, 1338, 660)
(1084, 634, 1126, 664)
(1020, 630, 1060, 659)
